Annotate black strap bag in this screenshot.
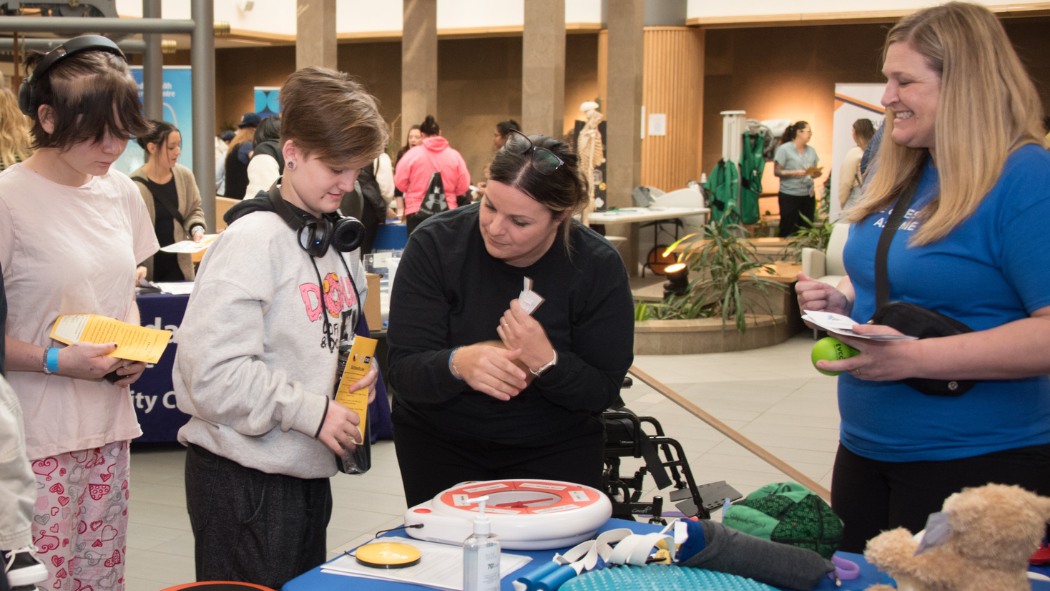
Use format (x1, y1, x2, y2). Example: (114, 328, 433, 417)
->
(868, 160, 977, 397)
(132, 175, 184, 225)
(408, 170, 449, 225)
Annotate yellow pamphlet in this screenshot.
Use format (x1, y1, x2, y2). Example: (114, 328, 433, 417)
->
(49, 314, 171, 364)
(335, 336, 377, 443)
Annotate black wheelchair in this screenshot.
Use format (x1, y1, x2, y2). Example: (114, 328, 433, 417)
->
(602, 376, 741, 524)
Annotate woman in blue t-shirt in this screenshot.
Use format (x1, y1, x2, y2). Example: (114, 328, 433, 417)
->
(795, 2, 1050, 552)
(774, 121, 821, 237)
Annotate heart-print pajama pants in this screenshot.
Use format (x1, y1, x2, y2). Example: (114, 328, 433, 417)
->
(30, 441, 130, 591)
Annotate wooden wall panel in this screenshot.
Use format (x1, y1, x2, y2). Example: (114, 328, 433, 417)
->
(640, 26, 705, 192)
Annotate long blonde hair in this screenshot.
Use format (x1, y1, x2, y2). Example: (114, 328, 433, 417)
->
(229, 126, 254, 149)
(847, 2, 1045, 245)
(0, 87, 33, 169)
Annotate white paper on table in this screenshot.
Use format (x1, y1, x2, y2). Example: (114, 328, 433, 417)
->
(154, 282, 195, 295)
(802, 312, 917, 341)
(320, 536, 532, 591)
(159, 234, 218, 254)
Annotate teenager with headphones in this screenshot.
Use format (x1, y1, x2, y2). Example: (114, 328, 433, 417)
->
(172, 67, 389, 588)
(0, 35, 157, 589)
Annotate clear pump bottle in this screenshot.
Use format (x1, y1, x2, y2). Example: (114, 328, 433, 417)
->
(463, 495, 501, 591)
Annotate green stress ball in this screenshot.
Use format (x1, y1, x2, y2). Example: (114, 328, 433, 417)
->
(811, 337, 859, 376)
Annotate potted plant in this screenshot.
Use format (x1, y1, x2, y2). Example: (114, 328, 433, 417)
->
(636, 216, 786, 335)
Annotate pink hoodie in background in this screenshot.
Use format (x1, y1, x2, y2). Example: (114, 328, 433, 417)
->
(394, 136, 471, 214)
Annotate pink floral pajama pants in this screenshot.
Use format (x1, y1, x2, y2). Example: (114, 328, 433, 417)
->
(30, 441, 130, 591)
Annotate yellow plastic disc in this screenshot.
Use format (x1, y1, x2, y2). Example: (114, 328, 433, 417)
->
(355, 542, 422, 569)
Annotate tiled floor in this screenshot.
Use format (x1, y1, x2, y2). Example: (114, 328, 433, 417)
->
(123, 334, 840, 590)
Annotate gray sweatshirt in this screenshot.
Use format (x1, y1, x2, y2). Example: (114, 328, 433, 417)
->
(173, 210, 367, 479)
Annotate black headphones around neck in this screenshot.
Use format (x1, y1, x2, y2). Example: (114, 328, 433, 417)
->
(267, 180, 365, 257)
(18, 35, 126, 117)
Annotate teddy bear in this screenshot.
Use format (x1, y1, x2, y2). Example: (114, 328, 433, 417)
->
(863, 483, 1050, 591)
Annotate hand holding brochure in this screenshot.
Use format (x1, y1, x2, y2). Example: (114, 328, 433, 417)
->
(159, 234, 217, 254)
(334, 336, 377, 474)
(802, 311, 917, 341)
(49, 314, 172, 363)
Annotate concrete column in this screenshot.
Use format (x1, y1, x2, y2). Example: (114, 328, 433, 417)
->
(605, 0, 644, 274)
(522, 0, 565, 137)
(142, 0, 163, 121)
(296, 0, 337, 71)
(191, 0, 216, 228)
(402, 0, 438, 143)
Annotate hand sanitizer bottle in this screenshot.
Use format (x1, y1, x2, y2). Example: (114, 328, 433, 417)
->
(463, 495, 500, 591)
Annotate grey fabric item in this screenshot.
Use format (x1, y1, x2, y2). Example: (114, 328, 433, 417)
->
(681, 520, 834, 591)
(914, 511, 953, 555)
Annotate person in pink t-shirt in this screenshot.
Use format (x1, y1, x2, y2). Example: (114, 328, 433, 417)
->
(394, 115, 471, 235)
(0, 36, 158, 591)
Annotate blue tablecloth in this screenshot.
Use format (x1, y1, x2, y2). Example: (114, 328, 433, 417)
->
(133, 291, 392, 443)
(374, 221, 408, 252)
(283, 519, 897, 591)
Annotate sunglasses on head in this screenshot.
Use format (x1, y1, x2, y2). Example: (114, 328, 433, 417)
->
(503, 129, 564, 175)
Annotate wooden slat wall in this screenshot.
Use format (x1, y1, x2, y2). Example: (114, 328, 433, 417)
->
(640, 26, 705, 192)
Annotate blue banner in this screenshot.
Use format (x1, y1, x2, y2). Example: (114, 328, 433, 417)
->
(113, 66, 194, 177)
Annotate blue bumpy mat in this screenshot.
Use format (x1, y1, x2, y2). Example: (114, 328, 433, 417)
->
(561, 565, 780, 591)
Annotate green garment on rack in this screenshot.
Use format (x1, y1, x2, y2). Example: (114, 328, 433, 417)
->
(739, 132, 765, 224)
(704, 159, 740, 224)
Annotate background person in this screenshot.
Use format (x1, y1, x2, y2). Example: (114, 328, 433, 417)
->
(393, 115, 470, 235)
(132, 119, 206, 281)
(387, 131, 634, 507)
(0, 36, 157, 590)
(392, 124, 423, 219)
(223, 112, 260, 199)
(774, 121, 821, 236)
(838, 118, 876, 211)
(493, 119, 520, 149)
(244, 115, 283, 199)
(0, 88, 32, 171)
(795, 1, 1050, 553)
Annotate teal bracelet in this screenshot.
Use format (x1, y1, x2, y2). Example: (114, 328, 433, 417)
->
(46, 348, 60, 374)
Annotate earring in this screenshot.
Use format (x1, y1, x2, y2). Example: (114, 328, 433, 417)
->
(287, 161, 295, 169)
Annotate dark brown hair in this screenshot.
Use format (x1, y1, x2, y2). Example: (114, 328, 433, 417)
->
(25, 49, 148, 149)
(488, 134, 588, 247)
(779, 120, 810, 145)
(852, 118, 875, 149)
(419, 115, 440, 137)
(135, 119, 178, 160)
(495, 119, 520, 138)
(278, 67, 389, 166)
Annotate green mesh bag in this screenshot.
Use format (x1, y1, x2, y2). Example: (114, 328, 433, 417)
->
(721, 482, 843, 559)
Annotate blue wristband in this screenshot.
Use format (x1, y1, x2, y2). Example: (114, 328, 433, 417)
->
(46, 348, 60, 374)
(449, 347, 463, 381)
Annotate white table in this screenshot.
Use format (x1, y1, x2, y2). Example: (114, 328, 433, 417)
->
(589, 207, 710, 276)
(588, 206, 709, 225)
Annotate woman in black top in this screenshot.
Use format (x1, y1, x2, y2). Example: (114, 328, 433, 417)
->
(131, 120, 206, 281)
(387, 131, 634, 506)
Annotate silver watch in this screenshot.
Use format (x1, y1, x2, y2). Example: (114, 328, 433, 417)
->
(529, 349, 558, 377)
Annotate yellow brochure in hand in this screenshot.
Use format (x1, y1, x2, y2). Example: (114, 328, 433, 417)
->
(49, 314, 172, 364)
(335, 336, 377, 443)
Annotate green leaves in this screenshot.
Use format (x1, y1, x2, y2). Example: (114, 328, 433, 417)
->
(638, 218, 786, 333)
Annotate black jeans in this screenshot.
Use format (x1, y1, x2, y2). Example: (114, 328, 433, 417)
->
(392, 407, 606, 507)
(184, 444, 333, 589)
(831, 442, 1050, 553)
(777, 192, 815, 237)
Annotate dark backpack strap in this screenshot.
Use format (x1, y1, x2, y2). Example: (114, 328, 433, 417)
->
(873, 160, 926, 309)
(132, 175, 185, 225)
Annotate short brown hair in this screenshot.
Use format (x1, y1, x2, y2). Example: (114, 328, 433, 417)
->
(278, 67, 389, 166)
(26, 49, 148, 150)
